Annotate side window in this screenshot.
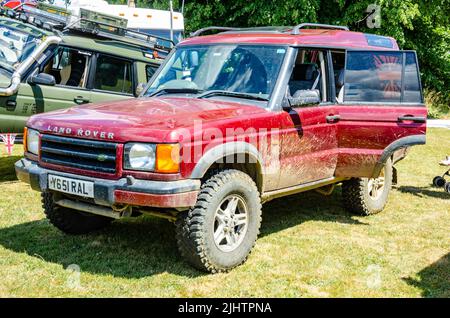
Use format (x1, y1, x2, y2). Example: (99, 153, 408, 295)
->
(331, 51, 345, 102)
(94, 55, 133, 94)
(146, 65, 157, 82)
(41, 47, 90, 88)
(403, 52, 422, 103)
(344, 51, 422, 104)
(288, 49, 329, 102)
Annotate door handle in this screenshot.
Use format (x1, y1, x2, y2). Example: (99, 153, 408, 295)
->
(5, 100, 16, 111)
(398, 115, 426, 123)
(326, 114, 341, 123)
(74, 96, 90, 105)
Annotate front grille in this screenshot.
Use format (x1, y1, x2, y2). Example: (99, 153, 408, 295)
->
(40, 134, 118, 174)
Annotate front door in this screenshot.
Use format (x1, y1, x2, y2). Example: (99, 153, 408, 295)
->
(277, 49, 339, 189)
(334, 50, 427, 178)
(3, 47, 93, 133)
(89, 53, 136, 104)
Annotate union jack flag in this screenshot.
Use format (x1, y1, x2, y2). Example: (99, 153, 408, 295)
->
(373, 54, 402, 98)
(0, 134, 16, 156)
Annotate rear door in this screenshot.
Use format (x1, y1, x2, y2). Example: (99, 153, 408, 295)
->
(334, 50, 426, 178)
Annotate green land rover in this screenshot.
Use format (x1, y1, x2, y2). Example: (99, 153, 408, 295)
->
(0, 4, 172, 133)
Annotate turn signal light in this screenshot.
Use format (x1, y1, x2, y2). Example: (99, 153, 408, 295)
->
(23, 127, 28, 153)
(156, 144, 180, 173)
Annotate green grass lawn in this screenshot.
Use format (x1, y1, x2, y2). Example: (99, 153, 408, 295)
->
(0, 129, 448, 297)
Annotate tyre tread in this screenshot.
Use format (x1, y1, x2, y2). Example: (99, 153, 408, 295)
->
(175, 170, 262, 273)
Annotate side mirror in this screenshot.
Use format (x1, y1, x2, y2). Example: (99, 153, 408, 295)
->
(28, 73, 56, 86)
(135, 82, 146, 97)
(287, 89, 321, 108)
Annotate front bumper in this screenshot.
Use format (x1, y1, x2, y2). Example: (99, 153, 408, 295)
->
(15, 158, 200, 209)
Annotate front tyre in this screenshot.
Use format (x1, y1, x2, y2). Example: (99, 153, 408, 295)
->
(42, 192, 112, 234)
(175, 170, 262, 273)
(342, 158, 393, 216)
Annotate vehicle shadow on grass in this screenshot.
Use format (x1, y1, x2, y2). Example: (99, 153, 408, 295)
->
(0, 188, 365, 278)
(0, 155, 21, 182)
(396, 185, 449, 199)
(0, 216, 205, 279)
(403, 253, 450, 298)
(260, 189, 367, 238)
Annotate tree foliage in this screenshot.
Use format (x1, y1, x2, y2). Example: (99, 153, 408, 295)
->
(113, 0, 450, 114)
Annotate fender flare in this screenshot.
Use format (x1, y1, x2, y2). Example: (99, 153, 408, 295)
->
(190, 141, 265, 180)
(371, 134, 426, 178)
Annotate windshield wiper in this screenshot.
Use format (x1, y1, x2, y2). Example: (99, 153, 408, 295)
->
(197, 90, 269, 101)
(148, 88, 203, 97)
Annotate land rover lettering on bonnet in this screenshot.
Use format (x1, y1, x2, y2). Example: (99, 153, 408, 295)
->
(46, 125, 115, 140)
(16, 23, 427, 273)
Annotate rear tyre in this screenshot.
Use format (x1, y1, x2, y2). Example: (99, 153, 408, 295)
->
(42, 192, 112, 235)
(342, 158, 393, 216)
(433, 176, 446, 188)
(175, 170, 262, 273)
(445, 182, 450, 194)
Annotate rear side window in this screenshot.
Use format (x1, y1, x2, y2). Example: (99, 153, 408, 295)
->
(344, 51, 422, 104)
(94, 55, 133, 94)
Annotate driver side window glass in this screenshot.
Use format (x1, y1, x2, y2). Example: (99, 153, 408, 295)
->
(41, 47, 90, 88)
(288, 49, 328, 102)
(94, 55, 133, 94)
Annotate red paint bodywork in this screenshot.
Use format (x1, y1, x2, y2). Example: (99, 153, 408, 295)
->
(179, 30, 399, 50)
(114, 190, 198, 208)
(25, 29, 427, 207)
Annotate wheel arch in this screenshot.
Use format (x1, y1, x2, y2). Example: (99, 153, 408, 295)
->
(371, 134, 425, 178)
(190, 142, 265, 193)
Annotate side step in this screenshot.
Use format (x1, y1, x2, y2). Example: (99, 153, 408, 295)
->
(261, 177, 348, 203)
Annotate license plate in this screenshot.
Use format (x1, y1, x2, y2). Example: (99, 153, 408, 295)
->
(48, 174, 94, 198)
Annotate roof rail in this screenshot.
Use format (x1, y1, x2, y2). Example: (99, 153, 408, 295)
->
(291, 23, 349, 35)
(190, 26, 241, 37)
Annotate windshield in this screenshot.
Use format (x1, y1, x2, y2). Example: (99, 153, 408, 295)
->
(145, 44, 287, 100)
(0, 23, 41, 71)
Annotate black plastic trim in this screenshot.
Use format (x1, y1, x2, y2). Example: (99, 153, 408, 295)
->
(371, 134, 426, 178)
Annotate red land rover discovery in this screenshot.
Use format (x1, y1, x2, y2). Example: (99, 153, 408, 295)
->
(16, 24, 427, 272)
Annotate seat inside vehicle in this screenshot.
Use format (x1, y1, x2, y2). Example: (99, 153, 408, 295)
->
(289, 63, 320, 96)
(335, 69, 345, 103)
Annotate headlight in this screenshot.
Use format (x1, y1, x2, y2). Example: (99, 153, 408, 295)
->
(124, 143, 156, 171)
(26, 128, 40, 155)
(123, 143, 180, 173)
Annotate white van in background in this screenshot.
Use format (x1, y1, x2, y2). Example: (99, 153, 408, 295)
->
(47, 0, 184, 45)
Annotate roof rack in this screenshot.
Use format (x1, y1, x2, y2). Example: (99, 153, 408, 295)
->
(190, 23, 350, 38)
(63, 17, 174, 53)
(0, 3, 174, 53)
(291, 23, 349, 35)
(190, 26, 293, 37)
